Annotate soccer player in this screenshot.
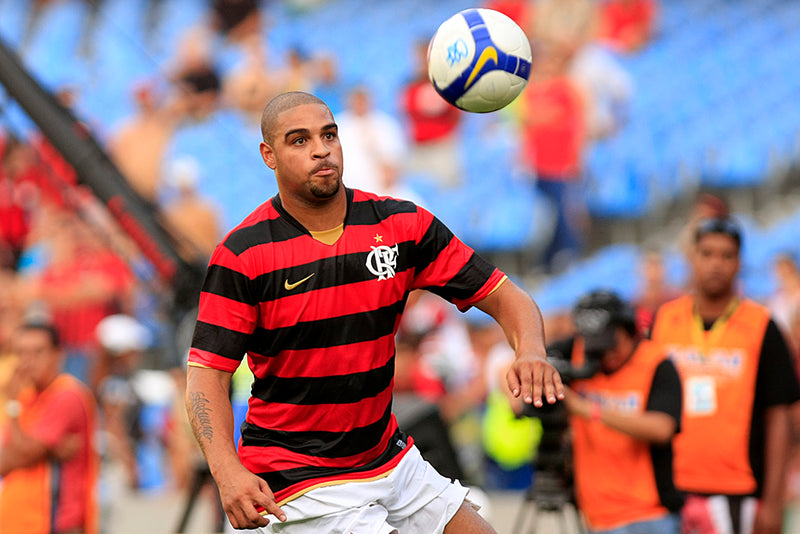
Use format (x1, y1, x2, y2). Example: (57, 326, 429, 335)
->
(651, 217, 800, 534)
(185, 91, 564, 534)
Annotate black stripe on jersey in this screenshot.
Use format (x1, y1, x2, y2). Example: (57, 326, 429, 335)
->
(202, 265, 259, 306)
(413, 215, 456, 273)
(250, 355, 394, 405)
(192, 321, 249, 362)
(424, 251, 497, 303)
(250, 242, 417, 301)
(347, 196, 418, 226)
(258, 428, 409, 494)
(247, 300, 405, 355)
(241, 401, 394, 457)
(223, 197, 306, 256)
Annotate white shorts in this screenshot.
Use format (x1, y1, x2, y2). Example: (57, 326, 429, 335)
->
(258, 445, 469, 534)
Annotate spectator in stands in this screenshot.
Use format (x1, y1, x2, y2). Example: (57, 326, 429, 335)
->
(336, 85, 410, 197)
(0, 320, 99, 534)
(401, 39, 464, 190)
(520, 41, 587, 272)
(210, 0, 263, 45)
(531, 0, 597, 54)
(107, 81, 179, 204)
(0, 138, 39, 270)
(223, 39, 278, 125)
(162, 157, 222, 261)
(568, 9, 634, 141)
(633, 250, 680, 334)
(651, 217, 800, 534)
(24, 210, 134, 384)
(309, 53, 345, 115)
(597, 0, 658, 54)
(677, 192, 729, 261)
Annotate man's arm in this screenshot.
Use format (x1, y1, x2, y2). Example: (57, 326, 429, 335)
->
(565, 357, 681, 444)
(185, 365, 286, 528)
(475, 278, 564, 407)
(0, 415, 50, 476)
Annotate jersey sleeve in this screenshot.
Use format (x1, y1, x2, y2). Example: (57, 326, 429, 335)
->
(755, 320, 800, 408)
(410, 208, 505, 311)
(188, 242, 259, 373)
(646, 359, 683, 431)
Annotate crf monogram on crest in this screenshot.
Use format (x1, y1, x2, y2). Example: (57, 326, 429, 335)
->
(366, 244, 399, 280)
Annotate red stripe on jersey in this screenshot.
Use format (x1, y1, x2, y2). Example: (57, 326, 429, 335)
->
(197, 292, 257, 333)
(188, 348, 241, 373)
(250, 335, 395, 378)
(413, 235, 475, 290)
(236, 211, 423, 272)
(207, 238, 253, 271)
(260, 272, 412, 329)
(240, 416, 400, 472)
(248, 387, 393, 433)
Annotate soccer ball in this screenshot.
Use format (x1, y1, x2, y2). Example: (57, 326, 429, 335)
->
(427, 8, 532, 113)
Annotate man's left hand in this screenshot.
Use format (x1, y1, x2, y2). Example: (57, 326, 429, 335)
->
(506, 354, 565, 407)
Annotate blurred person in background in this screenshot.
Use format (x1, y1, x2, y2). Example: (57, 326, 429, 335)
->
(531, 0, 597, 54)
(209, 0, 263, 46)
(400, 39, 464, 190)
(677, 192, 729, 262)
(633, 250, 680, 335)
(107, 80, 179, 205)
(0, 321, 99, 534)
(557, 290, 683, 533)
(651, 217, 800, 534)
(519, 40, 587, 272)
(336, 84, 410, 197)
(308, 53, 345, 115)
(162, 156, 222, 261)
(596, 0, 658, 54)
(24, 210, 134, 384)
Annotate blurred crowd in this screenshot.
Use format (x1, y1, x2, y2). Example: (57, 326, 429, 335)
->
(2, 0, 800, 533)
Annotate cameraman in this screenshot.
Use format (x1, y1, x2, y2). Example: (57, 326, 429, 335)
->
(556, 290, 683, 533)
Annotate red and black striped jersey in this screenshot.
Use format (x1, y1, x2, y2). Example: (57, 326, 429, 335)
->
(188, 188, 506, 504)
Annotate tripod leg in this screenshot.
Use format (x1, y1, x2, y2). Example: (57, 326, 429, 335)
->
(512, 487, 537, 534)
(174, 466, 208, 533)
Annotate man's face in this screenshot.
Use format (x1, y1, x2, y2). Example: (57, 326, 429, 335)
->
(692, 233, 740, 299)
(14, 328, 60, 391)
(260, 103, 343, 202)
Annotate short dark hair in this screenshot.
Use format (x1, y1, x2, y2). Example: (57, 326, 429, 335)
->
(260, 91, 329, 144)
(19, 321, 61, 348)
(694, 217, 742, 249)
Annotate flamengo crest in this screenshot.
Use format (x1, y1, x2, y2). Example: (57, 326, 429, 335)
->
(366, 244, 399, 280)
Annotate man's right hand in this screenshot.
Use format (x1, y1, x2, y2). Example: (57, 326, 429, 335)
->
(216, 463, 287, 529)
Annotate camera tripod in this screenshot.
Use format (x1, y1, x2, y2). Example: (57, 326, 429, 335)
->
(512, 469, 586, 534)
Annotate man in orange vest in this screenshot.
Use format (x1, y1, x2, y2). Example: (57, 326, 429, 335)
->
(556, 290, 683, 533)
(651, 217, 800, 534)
(0, 321, 99, 534)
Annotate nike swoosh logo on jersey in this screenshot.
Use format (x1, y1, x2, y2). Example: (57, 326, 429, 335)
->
(284, 273, 315, 290)
(464, 45, 498, 90)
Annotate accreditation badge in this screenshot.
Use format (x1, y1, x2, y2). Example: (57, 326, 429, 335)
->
(686, 375, 717, 416)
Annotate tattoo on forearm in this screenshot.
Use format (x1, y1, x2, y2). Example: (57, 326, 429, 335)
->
(189, 391, 214, 445)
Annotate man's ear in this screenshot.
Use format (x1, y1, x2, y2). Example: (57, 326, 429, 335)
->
(260, 141, 276, 169)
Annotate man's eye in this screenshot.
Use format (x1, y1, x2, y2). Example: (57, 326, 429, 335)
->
(292, 137, 305, 145)
(324, 132, 336, 140)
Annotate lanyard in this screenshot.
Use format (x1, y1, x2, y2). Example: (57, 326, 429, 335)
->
(690, 297, 740, 362)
